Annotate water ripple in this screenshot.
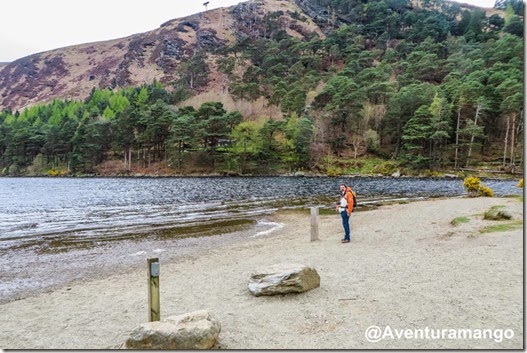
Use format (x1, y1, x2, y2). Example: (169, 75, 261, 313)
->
(0, 176, 521, 251)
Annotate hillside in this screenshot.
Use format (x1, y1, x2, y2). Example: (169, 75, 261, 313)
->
(0, 0, 324, 113)
(0, 0, 523, 177)
(0, 0, 505, 114)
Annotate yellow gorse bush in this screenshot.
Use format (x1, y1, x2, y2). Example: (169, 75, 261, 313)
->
(479, 185, 494, 197)
(463, 176, 481, 193)
(462, 176, 493, 197)
(47, 169, 60, 177)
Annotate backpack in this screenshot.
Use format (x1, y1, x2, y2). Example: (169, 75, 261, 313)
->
(351, 190, 357, 209)
(346, 187, 358, 211)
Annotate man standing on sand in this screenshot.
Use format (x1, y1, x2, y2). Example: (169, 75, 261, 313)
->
(336, 183, 354, 243)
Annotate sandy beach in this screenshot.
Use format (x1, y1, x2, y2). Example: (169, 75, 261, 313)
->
(0, 196, 523, 349)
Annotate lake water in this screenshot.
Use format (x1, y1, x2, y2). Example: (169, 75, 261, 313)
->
(0, 176, 522, 302)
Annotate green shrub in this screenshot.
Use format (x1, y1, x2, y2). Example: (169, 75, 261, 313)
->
(373, 162, 398, 176)
(326, 166, 343, 177)
(451, 216, 470, 226)
(364, 129, 381, 153)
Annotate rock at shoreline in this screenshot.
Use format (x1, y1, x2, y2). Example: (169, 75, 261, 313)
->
(248, 264, 320, 296)
(124, 310, 221, 349)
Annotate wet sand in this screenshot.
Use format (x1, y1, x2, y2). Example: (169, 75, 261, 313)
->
(0, 218, 278, 304)
(0, 196, 523, 349)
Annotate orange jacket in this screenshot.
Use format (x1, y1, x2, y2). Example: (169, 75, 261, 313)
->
(344, 187, 354, 214)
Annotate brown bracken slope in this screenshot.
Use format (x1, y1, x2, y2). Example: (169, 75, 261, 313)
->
(0, 0, 324, 112)
(0, 0, 494, 113)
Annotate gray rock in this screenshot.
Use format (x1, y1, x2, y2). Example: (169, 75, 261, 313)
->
(197, 29, 226, 50)
(248, 264, 320, 296)
(124, 310, 220, 349)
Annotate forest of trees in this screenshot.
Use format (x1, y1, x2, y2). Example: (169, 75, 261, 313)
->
(0, 0, 523, 176)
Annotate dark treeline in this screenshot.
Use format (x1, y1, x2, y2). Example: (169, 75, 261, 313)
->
(0, 83, 312, 175)
(0, 0, 523, 176)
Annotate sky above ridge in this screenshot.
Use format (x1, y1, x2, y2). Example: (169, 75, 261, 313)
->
(0, 0, 496, 62)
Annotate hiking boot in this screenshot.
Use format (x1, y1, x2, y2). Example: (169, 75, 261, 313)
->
(341, 239, 350, 243)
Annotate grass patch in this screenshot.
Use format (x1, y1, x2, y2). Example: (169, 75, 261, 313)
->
(451, 216, 470, 226)
(479, 220, 523, 234)
(484, 205, 512, 220)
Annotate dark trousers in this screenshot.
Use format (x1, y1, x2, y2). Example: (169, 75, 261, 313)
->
(341, 211, 350, 240)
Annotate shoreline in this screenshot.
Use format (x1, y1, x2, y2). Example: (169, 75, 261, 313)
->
(0, 216, 283, 305)
(1, 174, 523, 180)
(0, 196, 523, 349)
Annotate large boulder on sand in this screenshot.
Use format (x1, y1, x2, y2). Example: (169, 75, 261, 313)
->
(124, 310, 220, 349)
(248, 264, 320, 296)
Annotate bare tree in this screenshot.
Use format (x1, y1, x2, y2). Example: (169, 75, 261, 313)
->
(503, 116, 509, 167)
(465, 102, 483, 168)
(454, 106, 461, 169)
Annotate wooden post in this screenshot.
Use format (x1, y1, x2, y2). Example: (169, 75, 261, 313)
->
(147, 258, 160, 322)
(310, 207, 319, 241)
